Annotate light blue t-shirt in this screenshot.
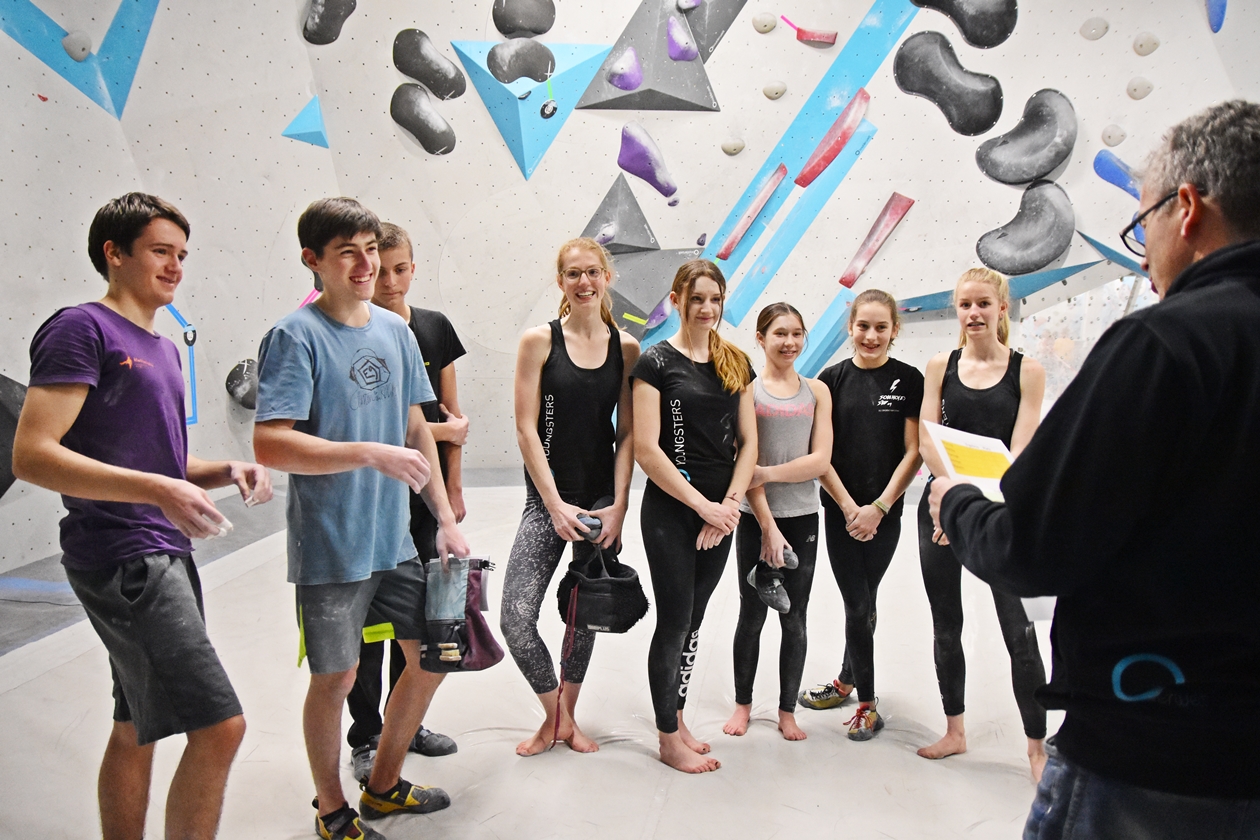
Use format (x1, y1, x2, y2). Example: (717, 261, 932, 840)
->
(255, 303, 435, 585)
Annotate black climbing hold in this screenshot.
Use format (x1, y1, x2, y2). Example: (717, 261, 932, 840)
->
(911, 0, 1018, 49)
(540, 99, 557, 118)
(976, 89, 1077, 184)
(183, 328, 197, 347)
(894, 31, 1002, 136)
(393, 30, 466, 100)
(225, 359, 259, 411)
(302, 0, 357, 46)
(0, 373, 28, 500)
(976, 180, 1075, 275)
(391, 84, 456, 155)
(487, 38, 556, 84)
(493, 0, 556, 38)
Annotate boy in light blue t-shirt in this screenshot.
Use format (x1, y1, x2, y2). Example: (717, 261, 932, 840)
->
(254, 197, 470, 840)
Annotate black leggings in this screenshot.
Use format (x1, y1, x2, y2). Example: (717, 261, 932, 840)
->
(733, 513, 818, 713)
(825, 503, 901, 704)
(642, 481, 734, 734)
(917, 492, 1047, 739)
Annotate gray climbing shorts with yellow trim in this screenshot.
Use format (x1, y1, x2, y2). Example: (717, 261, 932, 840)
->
(295, 557, 428, 674)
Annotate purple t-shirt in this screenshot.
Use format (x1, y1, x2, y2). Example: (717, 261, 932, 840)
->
(28, 302, 192, 570)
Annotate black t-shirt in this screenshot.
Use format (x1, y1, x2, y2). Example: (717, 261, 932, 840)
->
(818, 357, 923, 516)
(409, 307, 466, 421)
(406, 307, 466, 546)
(524, 320, 623, 505)
(630, 340, 754, 501)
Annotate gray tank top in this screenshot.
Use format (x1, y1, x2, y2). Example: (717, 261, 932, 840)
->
(741, 377, 819, 518)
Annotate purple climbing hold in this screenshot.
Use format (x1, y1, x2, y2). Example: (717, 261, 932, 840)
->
(618, 122, 678, 198)
(668, 197, 680, 206)
(678, 0, 704, 9)
(646, 297, 673, 328)
(697, 232, 707, 246)
(667, 16, 700, 61)
(607, 46, 644, 91)
(594, 223, 617, 245)
(303, 0, 357, 45)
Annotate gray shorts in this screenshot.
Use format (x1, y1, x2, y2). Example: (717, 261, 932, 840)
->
(65, 553, 243, 746)
(296, 558, 428, 674)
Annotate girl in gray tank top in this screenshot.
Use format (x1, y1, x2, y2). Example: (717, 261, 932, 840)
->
(723, 303, 834, 742)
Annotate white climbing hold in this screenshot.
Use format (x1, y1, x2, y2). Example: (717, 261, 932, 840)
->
(1133, 32, 1160, 56)
(763, 81, 786, 100)
(1127, 77, 1153, 100)
(1079, 17, 1108, 40)
(1101, 125, 1127, 147)
(752, 13, 777, 33)
(62, 31, 91, 61)
(721, 137, 745, 155)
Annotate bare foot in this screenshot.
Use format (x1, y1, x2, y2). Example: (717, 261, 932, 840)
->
(917, 731, 967, 759)
(677, 714, 710, 754)
(777, 711, 807, 741)
(1028, 738, 1047, 782)
(516, 725, 555, 756)
(722, 705, 751, 736)
(563, 721, 599, 753)
(659, 732, 720, 773)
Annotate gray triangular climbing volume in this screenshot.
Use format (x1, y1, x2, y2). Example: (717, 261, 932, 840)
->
(580, 174, 661, 254)
(614, 247, 703, 312)
(684, 0, 749, 63)
(577, 0, 719, 112)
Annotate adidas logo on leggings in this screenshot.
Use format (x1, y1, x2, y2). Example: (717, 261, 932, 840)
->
(677, 630, 701, 698)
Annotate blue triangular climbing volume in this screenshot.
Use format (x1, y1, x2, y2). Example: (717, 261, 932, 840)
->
(0, 0, 161, 118)
(452, 41, 611, 179)
(282, 96, 329, 148)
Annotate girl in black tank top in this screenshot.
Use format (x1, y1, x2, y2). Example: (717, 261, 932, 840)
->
(917, 268, 1050, 781)
(501, 238, 640, 758)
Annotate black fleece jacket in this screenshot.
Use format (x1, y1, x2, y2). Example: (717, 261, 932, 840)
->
(941, 240, 1260, 799)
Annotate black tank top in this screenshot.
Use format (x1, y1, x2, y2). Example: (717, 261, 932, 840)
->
(939, 347, 1023, 447)
(525, 320, 623, 503)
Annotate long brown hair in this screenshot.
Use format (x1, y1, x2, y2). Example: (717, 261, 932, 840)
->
(672, 259, 751, 393)
(556, 237, 616, 327)
(954, 267, 1011, 347)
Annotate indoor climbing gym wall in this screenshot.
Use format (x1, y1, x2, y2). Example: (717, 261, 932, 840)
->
(1, 0, 1257, 570)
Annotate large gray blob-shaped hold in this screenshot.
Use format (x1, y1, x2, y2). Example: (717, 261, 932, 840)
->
(911, 0, 1018, 48)
(977, 180, 1075, 275)
(493, 0, 556, 38)
(225, 359, 259, 411)
(302, 0, 357, 45)
(976, 89, 1076, 184)
(391, 84, 456, 155)
(394, 30, 466, 100)
(0, 373, 26, 499)
(894, 31, 1002, 136)
(487, 38, 556, 84)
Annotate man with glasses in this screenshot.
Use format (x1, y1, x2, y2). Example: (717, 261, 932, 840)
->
(929, 100, 1260, 838)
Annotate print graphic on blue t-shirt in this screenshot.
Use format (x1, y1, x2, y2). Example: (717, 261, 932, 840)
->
(350, 349, 391, 389)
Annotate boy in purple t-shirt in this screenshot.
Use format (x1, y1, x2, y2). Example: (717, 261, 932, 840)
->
(12, 193, 272, 840)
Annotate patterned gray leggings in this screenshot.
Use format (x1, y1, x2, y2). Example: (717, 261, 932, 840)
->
(499, 491, 598, 694)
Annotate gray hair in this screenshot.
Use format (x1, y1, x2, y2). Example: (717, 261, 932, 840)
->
(1139, 100, 1260, 239)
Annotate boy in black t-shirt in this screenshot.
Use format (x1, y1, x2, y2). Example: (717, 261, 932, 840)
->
(346, 222, 470, 780)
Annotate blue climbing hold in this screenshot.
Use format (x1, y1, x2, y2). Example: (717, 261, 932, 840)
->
(283, 97, 330, 148)
(1093, 149, 1140, 200)
(1207, 0, 1226, 32)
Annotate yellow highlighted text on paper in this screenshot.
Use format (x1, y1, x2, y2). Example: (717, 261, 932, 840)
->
(943, 442, 1011, 479)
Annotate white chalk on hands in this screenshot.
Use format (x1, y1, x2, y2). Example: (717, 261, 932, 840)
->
(199, 513, 234, 539)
